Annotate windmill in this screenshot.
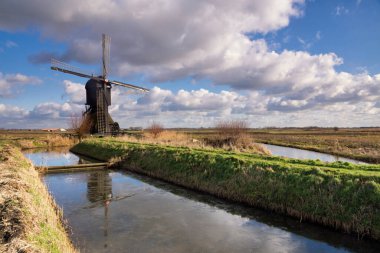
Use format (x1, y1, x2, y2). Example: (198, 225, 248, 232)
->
(51, 34, 149, 135)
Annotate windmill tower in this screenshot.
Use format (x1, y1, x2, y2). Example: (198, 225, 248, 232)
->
(51, 34, 149, 135)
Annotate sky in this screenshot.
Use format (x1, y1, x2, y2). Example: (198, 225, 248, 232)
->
(0, 0, 380, 129)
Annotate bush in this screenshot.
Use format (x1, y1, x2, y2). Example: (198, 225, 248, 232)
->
(146, 122, 164, 138)
(210, 120, 249, 146)
(70, 113, 92, 140)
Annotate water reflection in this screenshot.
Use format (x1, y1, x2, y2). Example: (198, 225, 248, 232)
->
(262, 144, 365, 164)
(85, 172, 135, 249)
(44, 170, 380, 253)
(23, 146, 97, 166)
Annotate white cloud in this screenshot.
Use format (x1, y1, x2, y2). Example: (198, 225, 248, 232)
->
(5, 40, 17, 48)
(30, 101, 82, 118)
(315, 31, 321, 40)
(297, 36, 312, 49)
(0, 104, 29, 119)
(335, 5, 349, 16)
(2, 81, 380, 128)
(63, 80, 86, 104)
(0, 72, 42, 98)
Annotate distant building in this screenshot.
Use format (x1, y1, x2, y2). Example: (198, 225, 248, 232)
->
(41, 128, 59, 132)
(129, 127, 143, 131)
(41, 128, 67, 132)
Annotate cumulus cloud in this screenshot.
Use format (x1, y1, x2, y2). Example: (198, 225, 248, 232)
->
(29, 102, 82, 119)
(1, 83, 380, 128)
(63, 80, 86, 104)
(0, 0, 304, 76)
(0, 104, 29, 119)
(0, 72, 42, 98)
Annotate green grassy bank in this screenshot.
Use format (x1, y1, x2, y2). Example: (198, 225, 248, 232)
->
(0, 145, 77, 253)
(72, 138, 380, 240)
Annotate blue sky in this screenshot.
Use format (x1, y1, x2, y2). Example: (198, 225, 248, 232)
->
(0, 0, 379, 128)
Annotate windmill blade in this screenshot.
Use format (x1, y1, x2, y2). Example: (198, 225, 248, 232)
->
(102, 34, 111, 79)
(51, 58, 94, 79)
(109, 80, 149, 92)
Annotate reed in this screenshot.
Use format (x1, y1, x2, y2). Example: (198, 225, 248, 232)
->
(118, 130, 270, 155)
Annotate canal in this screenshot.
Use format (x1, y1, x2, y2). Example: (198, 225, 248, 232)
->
(23, 147, 379, 253)
(261, 143, 365, 164)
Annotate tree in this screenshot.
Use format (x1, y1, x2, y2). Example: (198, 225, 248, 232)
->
(146, 121, 164, 138)
(69, 113, 92, 141)
(215, 120, 248, 140)
(211, 120, 249, 147)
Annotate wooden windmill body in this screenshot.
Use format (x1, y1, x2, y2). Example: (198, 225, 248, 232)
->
(51, 34, 149, 135)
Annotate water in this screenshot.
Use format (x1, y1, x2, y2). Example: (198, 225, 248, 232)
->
(261, 144, 365, 164)
(43, 170, 380, 253)
(23, 146, 96, 166)
(24, 149, 379, 252)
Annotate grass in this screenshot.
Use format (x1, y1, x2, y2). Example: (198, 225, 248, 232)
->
(71, 138, 380, 240)
(0, 130, 76, 150)
(118, 130, 271, 155)
(240, 128, 380, 163)
(0, 144, 77, 253)
(128, 127, 380, 163)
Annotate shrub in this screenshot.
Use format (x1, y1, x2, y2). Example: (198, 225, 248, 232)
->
(69, 113, 92, 140)
(209, 120, 249, 146)
(146, 122, 164, 138)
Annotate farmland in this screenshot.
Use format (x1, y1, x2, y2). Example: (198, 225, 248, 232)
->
(182, 127, 380, 164)
(0, 129, 76, 149)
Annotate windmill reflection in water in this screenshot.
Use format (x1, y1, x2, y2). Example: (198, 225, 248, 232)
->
(85, 171, 135, 249)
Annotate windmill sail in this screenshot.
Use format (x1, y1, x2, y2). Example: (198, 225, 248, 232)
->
(51, 58, 94, 79)
(102, 34, 111, 79)
(109, 80, 149, 92)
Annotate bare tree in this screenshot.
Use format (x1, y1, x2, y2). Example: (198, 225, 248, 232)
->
(69, 113, 92, 141)
(215, 120, 248, 137)
(211, 120, 249, 146)
(146, 121, 164, 138)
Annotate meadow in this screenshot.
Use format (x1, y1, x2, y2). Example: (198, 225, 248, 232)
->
(180, 127, 380, 163)
(0, 130, 76, 149)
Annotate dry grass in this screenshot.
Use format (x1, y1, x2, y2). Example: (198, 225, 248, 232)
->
(45, 135, 75, 147)
(1, 133, 76, 150)
(117, 130, 270, 155)
(0, 145, 77, 253)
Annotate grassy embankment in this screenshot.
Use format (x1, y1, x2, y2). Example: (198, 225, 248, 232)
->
(117, 130, 271, 155)
(72, 138, 380, 240)
(0, 130, 76, 150)
(185, 128, 380, 163)
(0, 145, 77, 253)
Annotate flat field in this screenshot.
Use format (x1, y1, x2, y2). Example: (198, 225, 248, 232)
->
(0, 129, 75, 149)
(183, 127, 380, 163)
